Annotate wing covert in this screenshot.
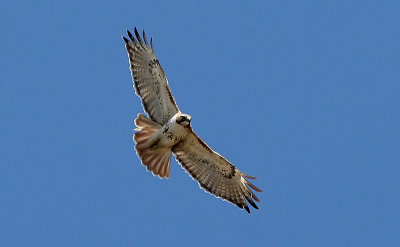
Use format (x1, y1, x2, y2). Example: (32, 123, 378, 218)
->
(123, 28, 179, 125)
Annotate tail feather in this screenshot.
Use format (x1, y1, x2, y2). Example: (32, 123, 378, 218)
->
(133, 114, 172, 178)
(134, 113, 160, 131)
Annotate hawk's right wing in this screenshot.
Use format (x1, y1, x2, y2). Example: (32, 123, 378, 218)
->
(123, 28, 179, 125)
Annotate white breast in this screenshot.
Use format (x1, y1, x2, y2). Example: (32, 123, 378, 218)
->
(153, 117, 188, 148)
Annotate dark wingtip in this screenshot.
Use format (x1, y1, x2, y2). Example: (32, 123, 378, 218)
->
(127, 29, 136, 43)
(248, 199, 259, 210)
(126, 27, 152, 49)
(134, 27, 144, 45)
(243, 190, 259, 210)
(244, 205, 251, 213)
(142, 29, 148, 45)
(122, 36, 130, 44)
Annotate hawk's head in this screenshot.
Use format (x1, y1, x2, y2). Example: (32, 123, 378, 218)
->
(176, 113, 192, 127)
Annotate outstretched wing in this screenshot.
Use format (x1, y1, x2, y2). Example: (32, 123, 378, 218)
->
(123, 28, 179, 125)
(172, 128, 262, 213)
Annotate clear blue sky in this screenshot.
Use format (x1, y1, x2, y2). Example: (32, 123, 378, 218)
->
(1, 1, 399, 246)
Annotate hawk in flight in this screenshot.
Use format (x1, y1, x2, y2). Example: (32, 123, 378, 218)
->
(122, 28, 262, 213)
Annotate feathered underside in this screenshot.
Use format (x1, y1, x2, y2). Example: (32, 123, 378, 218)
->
(122, 28, 179, 125)
(124, 27, 262, 213)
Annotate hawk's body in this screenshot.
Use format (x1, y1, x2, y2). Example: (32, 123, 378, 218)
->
(123, 28, 262, 213)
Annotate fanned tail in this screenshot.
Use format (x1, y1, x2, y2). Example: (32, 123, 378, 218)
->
(133, 114, 172, 178)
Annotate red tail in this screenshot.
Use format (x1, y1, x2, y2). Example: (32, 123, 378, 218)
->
(133, 114, 172, 178)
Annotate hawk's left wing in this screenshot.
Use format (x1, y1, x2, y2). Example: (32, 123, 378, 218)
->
(172, 128, 262, 213)
(123, 28, 179, 125)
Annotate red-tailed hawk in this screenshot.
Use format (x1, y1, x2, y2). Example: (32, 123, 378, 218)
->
(122, 28, 262, 213)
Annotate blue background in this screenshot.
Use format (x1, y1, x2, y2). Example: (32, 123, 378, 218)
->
(1, 1, 399, 246)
